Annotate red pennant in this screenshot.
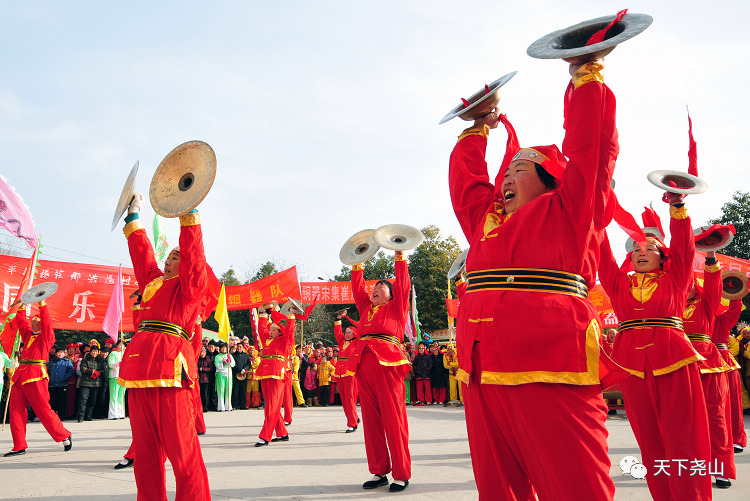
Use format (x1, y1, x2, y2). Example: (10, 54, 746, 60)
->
(461, 98, 470, 108)
(687, 107, 698, 177)
(484, 84, 490, 95)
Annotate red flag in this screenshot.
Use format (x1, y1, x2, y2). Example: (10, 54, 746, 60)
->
(687, 107, 698, 177)
(0, 245, 38, 355)
(445, 298, 460, 319)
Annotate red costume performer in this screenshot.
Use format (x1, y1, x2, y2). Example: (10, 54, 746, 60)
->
(449, 62, 616, 500)
(255, 310, 295, 445)
(598, 206, 712, 500)
(682, 262, 736, 483)
(713, 298, 747, 449)
(347, 255, 412, 489)
(118, 208, 210, 501)
(6, 302, 71, 455)
(334, 319, 359, 430)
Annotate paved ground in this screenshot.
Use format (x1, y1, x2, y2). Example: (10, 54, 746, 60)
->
(0, 405, 748, 500)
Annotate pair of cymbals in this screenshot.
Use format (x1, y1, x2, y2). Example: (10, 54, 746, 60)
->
(694, 224, 735, 252)
(339, 224, 425, 266)
(111, 140, 216, 230)
(440, 12, 652, 124)
(280, 298, 305, 317)
(722, 271, 748, 300)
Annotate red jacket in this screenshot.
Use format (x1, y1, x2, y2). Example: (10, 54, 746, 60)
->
(449, 76, 617, 385)
(711, 298, 742, 371)
(681, 261, 729, 373)
(599, 209, 703, 378)
(254, 313, 295, 380)
(334, 321, 358, 378)
(118, 212, 207, 389)
(11, 303, 54, 385)
(346, 256, 411, 378)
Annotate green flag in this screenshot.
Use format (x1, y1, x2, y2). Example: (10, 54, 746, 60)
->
(153, 214, 169, 262)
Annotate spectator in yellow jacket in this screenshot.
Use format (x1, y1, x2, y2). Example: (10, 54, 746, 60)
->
(443, 344, 463, 406)
(317, 356, 335, 407)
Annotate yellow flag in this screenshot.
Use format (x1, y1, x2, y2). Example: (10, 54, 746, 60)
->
(214, 283, 231, 342)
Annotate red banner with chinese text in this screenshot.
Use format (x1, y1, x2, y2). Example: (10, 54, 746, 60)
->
(223, 267, 301, 310)
(300, 280, 387, 304)
(0, 256, 140, 332)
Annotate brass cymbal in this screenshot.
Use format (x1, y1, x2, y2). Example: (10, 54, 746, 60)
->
(150, 140, 216, 218)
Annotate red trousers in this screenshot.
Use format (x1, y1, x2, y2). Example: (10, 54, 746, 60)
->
(339, 376, 359, 427)
(465, 342, 613, 501)
(416, 378, 432, 403)
(9, 379, 70, 451)
(356, 349, 411, 480)
(432, 386, 446, 404)
(129, 387, 210, 501)
(125, 441, 135, 459)
(727, 369, 747, 447)
(700, 372, 735, 479)
(282, 376, 293, 424)
(620, 362, 711, 501)
(259, 378, 288, 442)
(193, 383, 206, 434)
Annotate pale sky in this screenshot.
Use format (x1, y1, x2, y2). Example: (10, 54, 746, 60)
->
(1, 1, 748, 281)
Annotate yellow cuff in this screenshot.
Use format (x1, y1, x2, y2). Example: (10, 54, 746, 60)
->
(123, 220, 144, 238)
(334, 320, 341, 325)
(352, 264, 364, 271)
(458, 124, 490, 142)
(38, 300, 45, 308)
(670, 205, 688, 220)
(455, 276, 465, 286)
(705, 263, 721, 273)
(395, 253, 405, 262)
(258, 313, 268, 319)
(571, 61, 604, 89)
(18, 305, 26, 312)
(179, 213, 200, 226)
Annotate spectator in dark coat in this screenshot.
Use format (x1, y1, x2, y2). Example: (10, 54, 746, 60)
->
(197, 346, 215, 412)
(412, 342, 433, 406)
(429, 343, 448, 405)
(47, 346, 75, 419)
(76, 346, 105, 422)
(231, 343, 252, 410)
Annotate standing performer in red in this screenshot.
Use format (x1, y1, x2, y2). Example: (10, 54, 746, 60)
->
(334, 313, 359, 432)
(347, 251, 412, 492)
(4, 301, 72, 456)
(682, 256, 736, 487)
(713, 298, 747, 453)
(599, 198, 712, 500)
(449, 60, 617, 500)
(118, 193, 210, 501)
(254, 307, 295, 446)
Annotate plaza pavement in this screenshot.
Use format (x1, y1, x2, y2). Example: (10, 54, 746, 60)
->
(0, 404, 748, 500)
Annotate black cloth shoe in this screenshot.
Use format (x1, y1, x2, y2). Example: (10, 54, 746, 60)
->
(715, 478, 731, 488)
(114, 458, 134, 470)
(363, 474, 388, 489)
(284, 421, 291, 426)
(4, 449, 26, 457)
(63, 435, 72, 451)
(389, 480, 409, 492)
(255, 440, 268, 447)
(346, 426, 357, 433)
(271, 435, 289, 442)
(733, 445, 743, 453)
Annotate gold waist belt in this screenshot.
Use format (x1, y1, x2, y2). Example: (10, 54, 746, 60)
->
(20, 360, 46, 366)
(714, 343, 728, 350)
(360, 333, 402, 346)
(686, 333, 712, 343)
(261, 354, 287, 362)
(466, 268, 588, 298)
(619, 317, 684, 331)
(138, 320, 191, 341)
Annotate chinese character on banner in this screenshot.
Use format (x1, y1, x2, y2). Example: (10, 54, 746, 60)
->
(68, 291, 96, 323)
(104, 274, 115, 285)
(250, 290, 263, 304)
(70, 272, 81, 282)
(54, 269, 64, 279)
(311, 285, 320, 297)
(122, 276, 131, 286)
(302, 285, 312, 301)
(331, 285, 340, 301)
(341, 286, 350, 301)
(228, 294, 241, 306)
(3, 283, 20, 312)
(270, 284, 284, 298)
(321, 285, 331, 300)
(39, 269, 50, 279)
(87, 274, 98, 283)
(653, 460, 671, 476)
(7, 266, 16, 275)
